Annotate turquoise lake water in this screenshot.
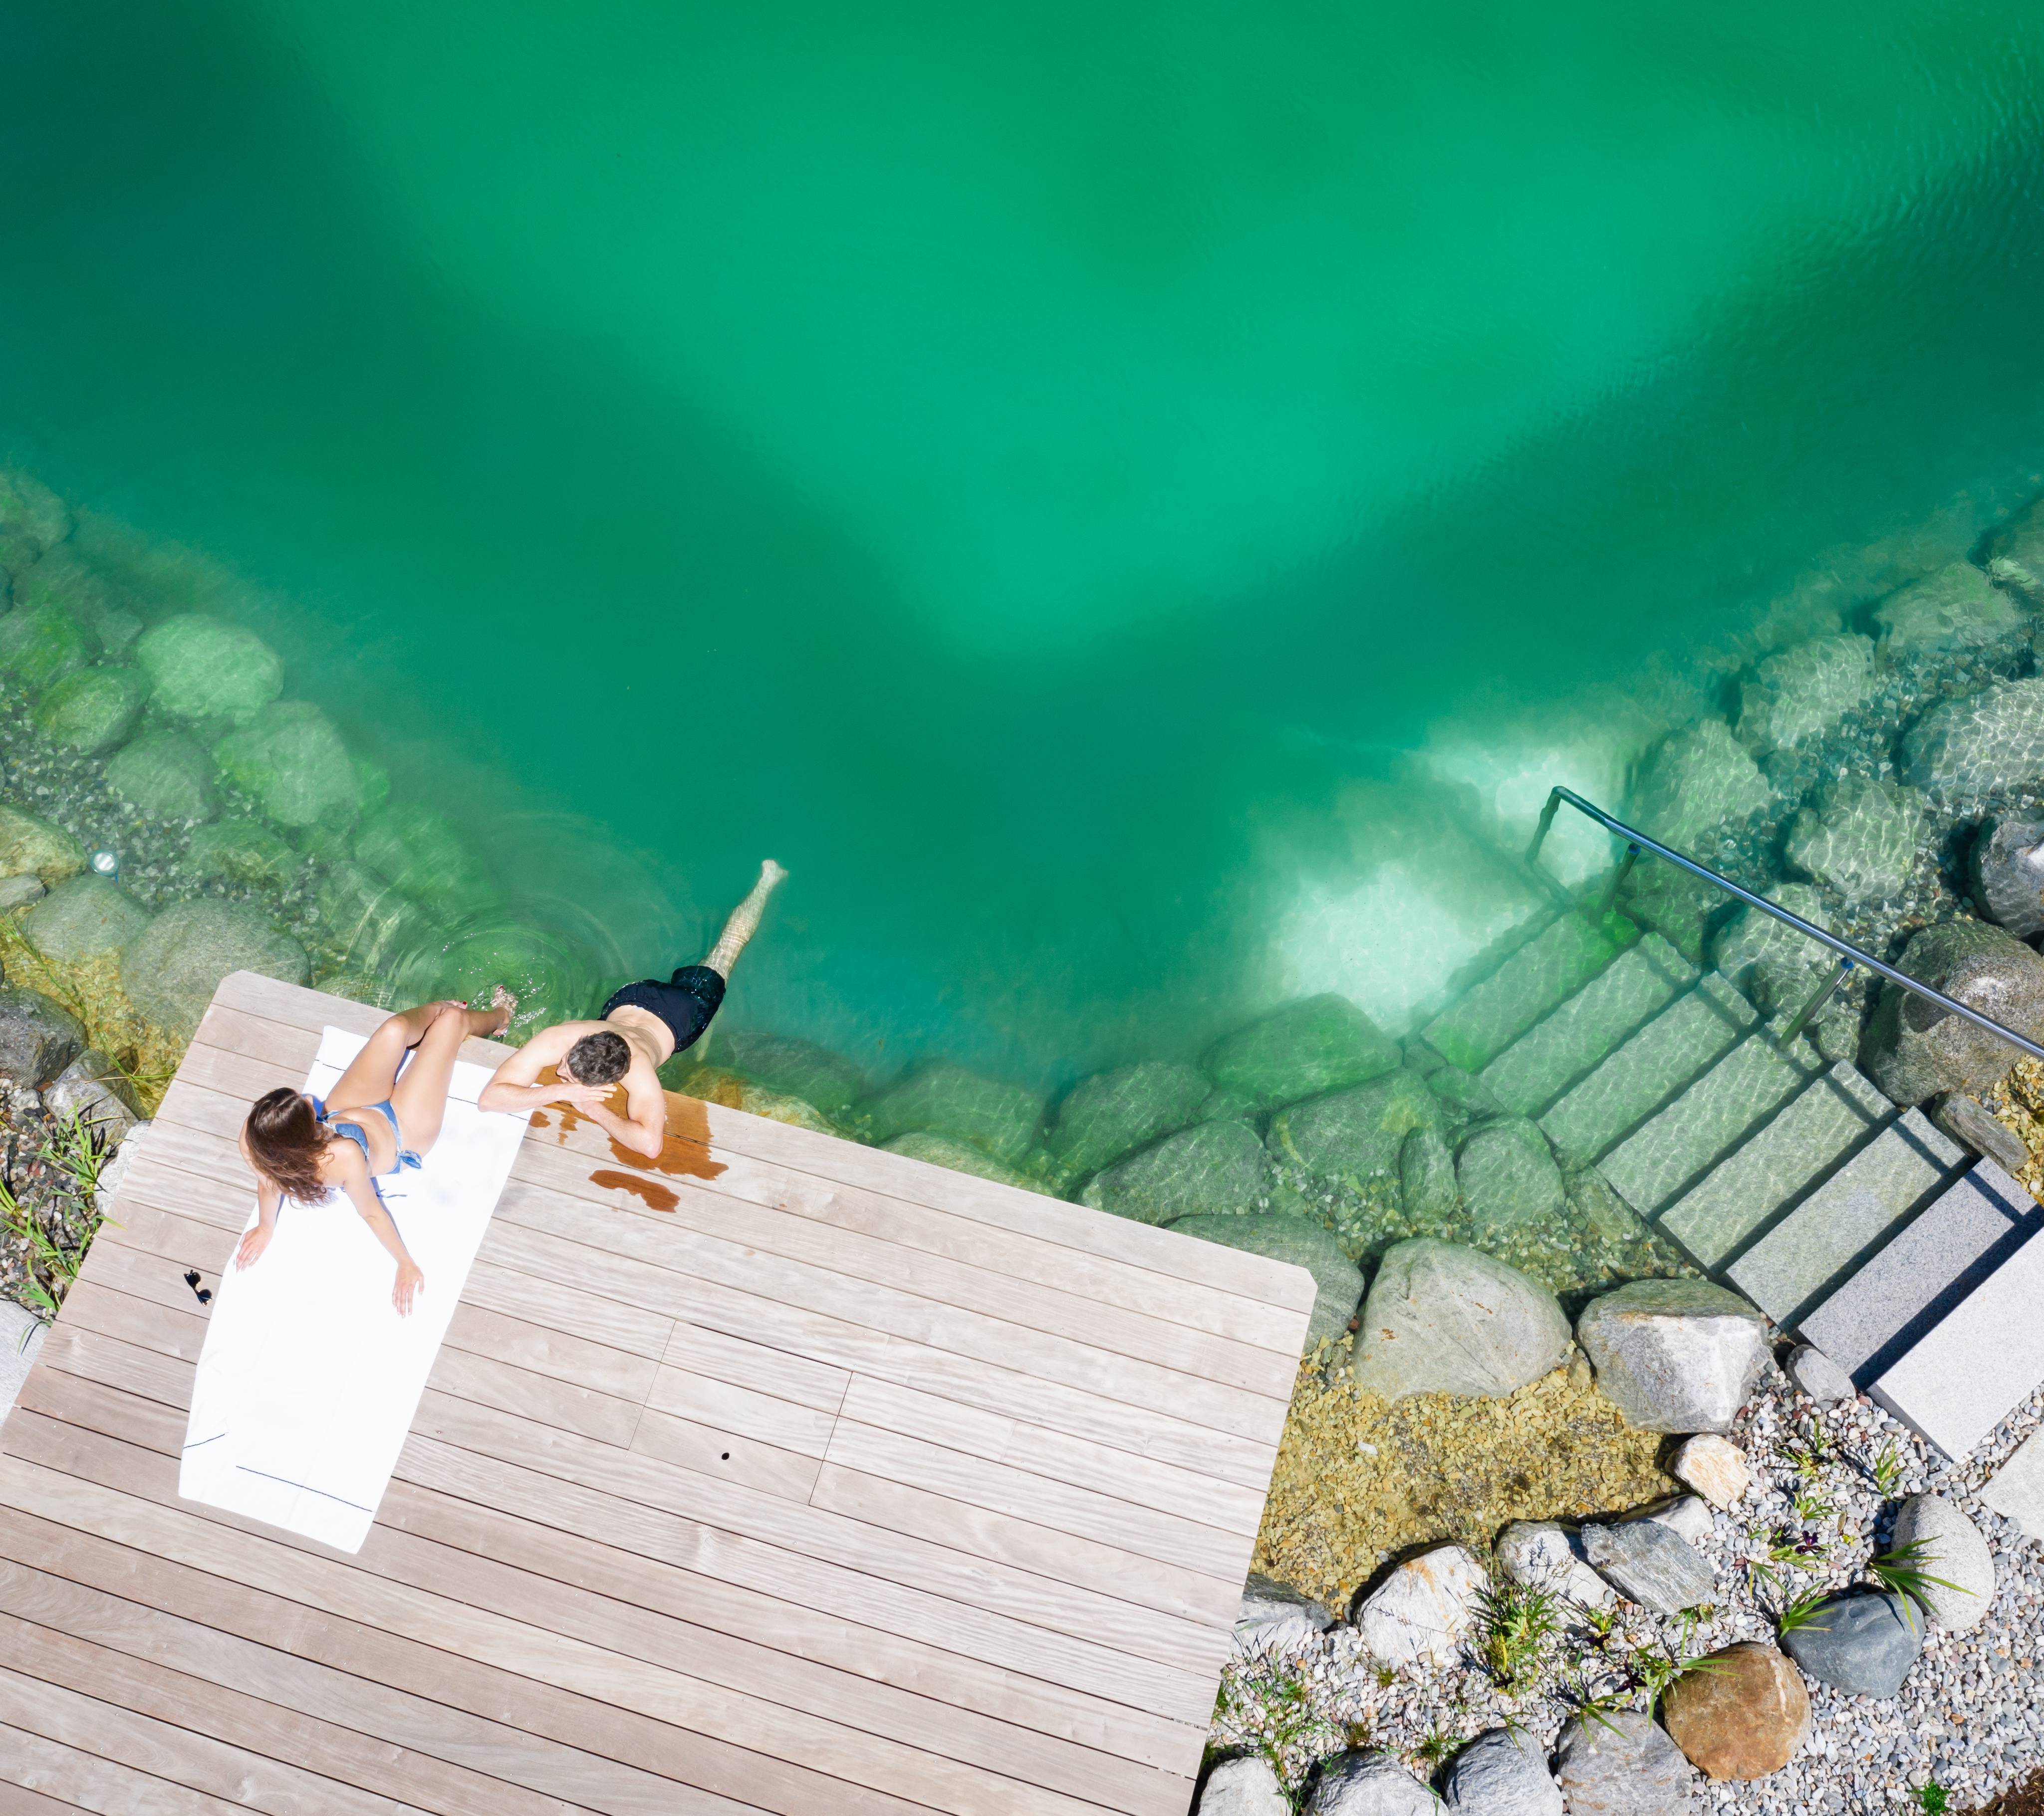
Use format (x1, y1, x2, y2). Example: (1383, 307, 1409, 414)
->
(7, 1, 2044, 1084)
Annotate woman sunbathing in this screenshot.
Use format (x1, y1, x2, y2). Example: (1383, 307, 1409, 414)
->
(236, 997, 512, 1315)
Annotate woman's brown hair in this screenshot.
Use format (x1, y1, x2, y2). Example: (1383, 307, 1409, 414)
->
(244, 1087, 332, 1202)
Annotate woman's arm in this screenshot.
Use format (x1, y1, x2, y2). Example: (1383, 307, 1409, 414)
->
(234, 1174, 284, 1271)
(337, 1157, 427, 1316)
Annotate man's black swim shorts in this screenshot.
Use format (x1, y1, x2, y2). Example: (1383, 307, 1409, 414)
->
(600, 964, 727, 1056)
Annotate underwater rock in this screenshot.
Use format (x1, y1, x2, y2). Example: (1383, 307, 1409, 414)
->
(1269, 1067, 1441, 1188)
(1426, 1064, 1503, 1124)
(1347, 1239, 1571, 1402)
(1859, 917, 2044, 1104)
(1454, 1117, 1566, 1240)
(21, 876, 153, 964)
(862, 1062, 1042, 1163)
(1168, 1213, 1361, 1353)
(0, 987, 86, 1085)
(1203, 994, 1401, 1110)
(0, 876, 45, 909)
(211, 699, 362, 830)
(1399, 1123, 1460, 1223)
(0, 804, 86, 884)
(1709, 883, 1832, 1017)
(105, 731, 218, 824)
(1784, 776, 1919, 905)
(1046, 1059, 1210, 1178)
(673, 1064, 839, 1136)
(1084, 1118, 1266, 1224)
(1575, 1279, 1768, 1433)
(1619, 862, 1720, 965)
(352, 752, 392, 817)
(880, 1130, 1043, 1188)
(715, 1029, 868, 1122)
(398, 919, 598, 1044)
(1969, 816, 2044, 935)
(121, 901, 309, 1035)
(314, 861, 435, 975)
(1874, 559, 2024, 657)
(31, 665, 150, 755)
(0, 600, 100, 695)
(1629, 718, 1771, 851)
(1564, 1165, 1652, 1247)
(185, 818, 300, 889)
(353, 803, 497, 920)
(1901, 677, 2044, 794)
(0, 468, 71, 578)
(15, 545, 143, 660)
(135, 613, 284, 725)
(1737, 633, 1875, 751)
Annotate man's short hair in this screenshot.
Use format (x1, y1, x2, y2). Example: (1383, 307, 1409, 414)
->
(564, 1030, 632, 1087)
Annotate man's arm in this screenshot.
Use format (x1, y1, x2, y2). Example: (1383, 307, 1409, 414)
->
(567, 1066, 667, 1160)
(477, 1025, 612, 1117)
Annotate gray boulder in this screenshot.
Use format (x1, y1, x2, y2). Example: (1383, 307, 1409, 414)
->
(1199, 1756, 1289, 1816)
(313, 861, 435, 975)
(134, 613, 283, 724)
(1270, 1068, 1441, 1187)
(862, 1063, 1042, 1162)
(0, 805, 84, 885)
(1495, 1520, 1613, 1610)
(12, 544, 142, 659)
(353, 803, 498, 921)
(882, 1132, 1040, 1191)
(31, 665, 149, 755)
(186, 818, 300, 888)
(1786, 1344, 1855, 1404)
(1738, 633, 1875, 751)
(0, 987, 86, 1084)
(1427, 1064, 1504, 1123)
(1927, 1091, 2031, 1174)
(717, 1029, 868, 1121)
(1575, 1279, 1768, 1432)
(1085, 1120, 1265, 1224)
(1970, 817, 2044, 936)
(42, 1049, 142, 1147)
(1400, 1123, 1461, 1222)
(1348, 1239, 1571, 1402)
(0, 875, 45, 909)
(1580, 1518, 1714, 1615)
(104, 731, 218, 822)
(1304, 1751, 1436, 1816)
(1551, 1709, 1697, 1815)
(1785, 777, 1919, 906)
(1168, 1214, 1361, 1354)
(1236, 1573, 1337, 1649)
(1709, 883, 1832, 1016)
(1354, 1544, 1488, 1669)
(20, 875, 154, 963)
(1203, 994, 1401, 1109)
(0, 467, 69, 576)
(1630, 718, 1771, 849)
(1890, 1495, 1995, 1631)
(1565, 1166, 1653, 1246)
(1875, 560, 2024, 657)
(0, 600, 99, 694)
(1778, 1589, 1921, 1697)
(120, 900, 309, 1034)
(211, 699, 363, 831)
(1443, 1727, 1562, 1815)
(1046, 1060, 1210, 1177)
(1901, 678, 2044, 794)
(1859, 918, 2044, 1105)
(1455, 1117, 1566, 1239)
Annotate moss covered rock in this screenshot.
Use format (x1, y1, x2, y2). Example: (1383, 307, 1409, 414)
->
(0, 468, 69, 578)
(32, 665, 150, 754)
(714, 1029, 868, 1121)
(185, 818, 301, 888)
(121, 900, 309, 1034)
(881, 1130, 1045, 1190)
(21, 875, 154, 962)
(1045, 1059, 1210, 1178)
(1203, 994, 1400, 1109)
(313, 860, 435, 973)
(0, 803, 86, 884)
(105, 731, 218, 822)
(0, 600, 100, 694)
(212, 699, 361, 830)
(1270, 1067, 1441, 1188)
(15, 545, 143, 659)
(1082, 1118, 1266, 1223)
(861, 1062, 1043, 1162)
(135, 613, 283, 724)
(1169, 1212, 1362, 1354)
(353, 804, 496, 918)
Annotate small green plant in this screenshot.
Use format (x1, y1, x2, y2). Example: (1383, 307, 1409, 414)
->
(1775, 1590, 1833, 1636)
(1213, 1660, 1335, 1792)
(1866, 1437, 1904, 1497)
(1792, 1485, 1837, 1525)
(1787, 1425, 1831, 1481)
(1474, 1579, 1562, 1689)
(1869, 1541, 1973, 1627)
(1625, 1619, 1724, 1716)
(1412, 1724, 1458, 1769)
(42, 1108, 109, 1200)
(1915, 1781, 1950, 1814)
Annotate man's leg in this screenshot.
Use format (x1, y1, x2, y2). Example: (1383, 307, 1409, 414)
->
(704, 860, 787, 976)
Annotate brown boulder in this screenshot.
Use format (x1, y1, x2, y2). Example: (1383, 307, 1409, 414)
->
(1661, 1642, 1810, 1781)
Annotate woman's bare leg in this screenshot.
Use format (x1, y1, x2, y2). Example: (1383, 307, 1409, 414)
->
(388, 1001, 511, 1157)
(325, 1002, 451, 1111)
(704, 860, 788, 976)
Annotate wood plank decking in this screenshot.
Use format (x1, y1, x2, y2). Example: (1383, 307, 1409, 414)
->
(0, 972, 1312, 1815)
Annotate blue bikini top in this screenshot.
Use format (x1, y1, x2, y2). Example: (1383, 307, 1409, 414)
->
(312, 1095, 423, 1181)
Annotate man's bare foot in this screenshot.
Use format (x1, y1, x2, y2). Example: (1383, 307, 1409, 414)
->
(760, 859, 788, 888)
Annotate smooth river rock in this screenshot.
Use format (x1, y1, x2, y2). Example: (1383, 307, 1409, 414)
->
(1660, 1642, 1810, 1781)
(1575, 1278, 1768, 1432)
(134, 612, 284, 724)
(1085, 1118, 1266, 1223)
(1579, 1519, 1714, 1615)
(1454, 1117, 1566, 1239)
(0, 987, 87, 1085)
(1046, 1060, 1210, 1178)
(1551, 1708, 1697, 1814)
(1198, 1756, 1289, 1816)
(1779, 1589, 1922, 1697)
(1859, 917, 2044, 1105)
(1303, 1751, 1437, 1816)
(1442, 1726, 1562, 1816)
(862, 1062, 1042, 1162)
(1970, 816, 2044, 936)
(1347, 1239, 1571, 1402)
(1269, 1067, 1440, 1188)
(20, 875, 153, 963)
(1203, 993, 1401, 1110)
(104, 730, 218, 822)
(31, 664, 150, 755)
(211, 698, 363, 831)
(1354, 1544, 1487, 1670)
(1169, 1213, 1362, 1354)
(1890, 1494, 1995, 1631)
(120, 900, 310, 1035)
(0, 803, 86, 884)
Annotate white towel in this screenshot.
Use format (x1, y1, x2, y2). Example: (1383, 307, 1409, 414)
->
(180, 1026, 526, 1552)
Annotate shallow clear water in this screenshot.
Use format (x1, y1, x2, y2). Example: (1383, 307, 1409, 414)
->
(7, 1, 2044, 1083)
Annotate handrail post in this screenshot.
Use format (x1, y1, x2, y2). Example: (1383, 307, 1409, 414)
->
(1598, 842, 1641, 920)
(1526, 790, 1562, 866)
(1779, 955, 1852, 1049)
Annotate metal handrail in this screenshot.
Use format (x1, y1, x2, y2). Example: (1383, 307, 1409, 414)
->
(1527, 785, 2044, 1065)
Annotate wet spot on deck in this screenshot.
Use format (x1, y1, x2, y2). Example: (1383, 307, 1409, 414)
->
(591, 1169, 680, 1211)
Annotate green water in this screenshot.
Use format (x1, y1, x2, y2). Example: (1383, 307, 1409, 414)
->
(7, 0, 2044, 1081)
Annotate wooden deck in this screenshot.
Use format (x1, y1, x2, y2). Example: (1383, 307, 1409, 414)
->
(0, 972, 1312, 1816)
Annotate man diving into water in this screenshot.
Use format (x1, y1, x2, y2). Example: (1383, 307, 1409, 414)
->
(478, 860, 786, 1157)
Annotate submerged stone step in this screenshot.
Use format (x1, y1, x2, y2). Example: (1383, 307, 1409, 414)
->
(1538, 972, 1758, 1168)
(1726, 1108, 1968, 1326)
(1421, 909, 1639, 1076)
(1483, 933, 1700, 1118)
(1657, 1063, 1892, 1271)
(1598, 1030, 1826, 1218)
(1800, 1159, 2044, 1384)
(1871, 1223, 2044, 1458)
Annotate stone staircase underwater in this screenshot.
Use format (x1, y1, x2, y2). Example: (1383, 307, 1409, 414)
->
(1413, 894, 2044, 1463)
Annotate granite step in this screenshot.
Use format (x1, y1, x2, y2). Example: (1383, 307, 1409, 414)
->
(1800, 1159, 2044, 1385)
(1482, 933, 1700, 1118)
(1725, 1108, 1969, 1327)
(1538, 971, 1758, 1168)
(1597, 1030, 1826, 1218)
(1871, 1221, 2044, 1458)
(1656, 1063, 1892, 1271)
(1421, 909, 1640, 1075)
